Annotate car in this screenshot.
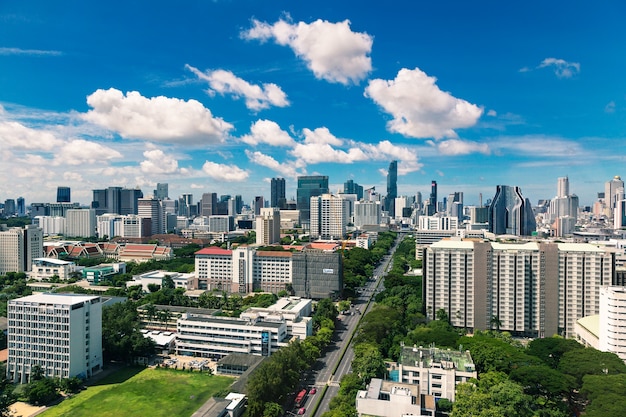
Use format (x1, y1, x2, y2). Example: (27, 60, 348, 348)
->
(297, 407, 306, 415)
(310, 387, 317, 395)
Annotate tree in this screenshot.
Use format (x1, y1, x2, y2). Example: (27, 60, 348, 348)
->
(157, 309, 173, 330)
(581, 374, 626, 417)
(102, 301, 155, 362)
(144, 303, 157, 327)
(351, 343, 386, 382)
(25, 378, 60, 406)
(558, 347, 626, 387)
(526, 337, 583, 369)
(0, 374, 15, 417)
(262, 402, 283, 417)
(490, 315, 502, 331)
(510, 364, 575, 400)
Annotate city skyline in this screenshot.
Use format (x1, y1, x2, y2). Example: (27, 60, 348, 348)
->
(1, 1, 625, 207)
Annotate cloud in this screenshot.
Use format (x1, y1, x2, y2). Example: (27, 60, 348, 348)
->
(522, 57, 581, 78)
(302, 127, 343, 145)
(605, 101, 616, 113)
(245, 150, 303, 178)
(489, 135, 583, 156)
(186, 65, 289, 111)
(487, 109, 497, 117)
(140, 148, 180, 174)
(242, 18, 372, 85)
(82, 88, 233, 144)
(0, 47, 62, 56)
(0, 120, 63, 150)
(55, 139, 122, 166)
(436, 139, 490, 156)
(202, 161, 249, 181)
(360, 140, 423, 174)
(240, 119, 295, 146)
(365, 68, 483, 139)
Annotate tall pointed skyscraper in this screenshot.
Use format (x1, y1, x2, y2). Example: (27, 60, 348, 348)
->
(386, 160, 398, 214)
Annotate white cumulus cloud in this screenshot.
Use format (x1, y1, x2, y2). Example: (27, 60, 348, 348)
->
(82, 88, 233, 144)
(302, 127, 343, 145)
(436, 139, 490, 156)
(140, 148, 180, 174)
(202, 161, 249, 182)
(245, 149, 303, 177)
(240, 119, 295, 146)
(0, 121, 63, 150)
(242, 18, 373, 85)
(186, 65, 289, 111)
(538, 58, 580, 78)
(55, 139, 123, 166)
(365, 68, 483, 139)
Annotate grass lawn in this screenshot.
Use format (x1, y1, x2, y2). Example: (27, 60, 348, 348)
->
(39, 367, 234, 417)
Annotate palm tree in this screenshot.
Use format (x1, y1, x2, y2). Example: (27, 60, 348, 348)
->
(145, 303, 157, 329)
(158, 309, 172, 331)
(490, 315, 502, 331)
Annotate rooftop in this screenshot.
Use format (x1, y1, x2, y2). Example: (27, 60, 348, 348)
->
(399, 346, 475, 372)
(10, 293, 100, 306)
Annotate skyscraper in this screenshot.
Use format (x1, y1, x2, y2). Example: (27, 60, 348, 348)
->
(386, 160, 398, 214)
(428, 181, 437, 216)
(488, 185, 536, 236)
(201, 193, 218, 217)
(310, 194, 348, 240)
(254, 196, 265, 216)
(343, 179, 364, 201)
(91, 187, 143, 215)
(256, 207, 281, 245)
(154, 183, 168, 200)
(16, 197, 25, 217)
(296, 175, 329, 227)
(557, 177, 569, 198)
(271, 178, 286, 209)
(605, 176, 624, 219)
(56, 186, 71, 203)
(138, 197, 165, 235)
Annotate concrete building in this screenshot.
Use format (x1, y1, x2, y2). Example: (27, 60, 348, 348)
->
(132, 270, 196, 293)
(195, 246, 342, 299)
(256, 208, 281, 245)
(310, 194, 348, 240)
(354, 200, 382, 229)
(7, 293, 103, 383)
(387, 345, 476, 402)
(599, 286, 626, 361)
(423, 240, 614, 338)
(30, 258, 78, 281)
(33, 216, 66, 236)
(356, 378, 434, 417)
(417, 216, 459, 231)
(138, 197, 165, 236)
(65, 209, 97, 238)
(240, 297, 313, 341)
(0, 225, 43, 275)
(297, 175, 329, 228)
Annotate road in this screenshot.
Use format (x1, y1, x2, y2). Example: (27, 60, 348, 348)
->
(301, 235, 402, 417)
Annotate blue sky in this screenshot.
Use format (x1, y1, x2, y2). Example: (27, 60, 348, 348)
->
(1, 0, 625, 208)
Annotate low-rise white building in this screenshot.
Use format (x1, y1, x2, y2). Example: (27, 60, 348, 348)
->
(240, 297, 313, 340)
(386, 345, 476, 402)
(356, 378, 435, 417)
(30, 258, 79, 281)
(132, 270, 196, 292)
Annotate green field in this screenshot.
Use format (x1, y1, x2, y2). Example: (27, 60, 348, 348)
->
(40, 367, 234, 417)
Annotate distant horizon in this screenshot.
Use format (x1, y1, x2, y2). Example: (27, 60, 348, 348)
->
(1, 1, 624, 210)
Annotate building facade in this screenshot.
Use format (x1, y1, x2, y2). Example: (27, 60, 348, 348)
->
(310, 194, 348, 240)
(0, 225, 43, 275)
(256, 208, 281, 245)
(7, 294, 103, 383)
(296, 176, 329, 227)
(488, 185, 536, 236)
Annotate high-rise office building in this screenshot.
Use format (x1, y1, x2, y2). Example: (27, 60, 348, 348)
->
(3, 199, 16, 217)
(138, 198, 165, 236)
(56, 186, 71, 203)
(7, 294, 103, 383)
(343, 179, 364, 201)
(254, 196, 265, 216)
(605, 176, 625, 219)
(91, 187, 143, 215)
(428, 181, 437, 216)
(297, 176, 329, 227)
(547, 177, 579, 236)
(488, 185, 536, 236)
(354, 201, 382, 228)
(154, 183, 168, 200)
(16, 197, 25, 217)
(256, 207, 281, 245)
(557, 177, 569, 198)
(0, 225, 43, 274)
(235, 195, 243, 215)
(386, 161, 398, 214)
(271, 178, 286, 209)
(310, 194, 348, 240)
(201, 193, 218, 217)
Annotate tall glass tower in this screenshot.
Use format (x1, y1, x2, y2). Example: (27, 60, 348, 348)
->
(56, 186, 71, 203)
(271, 178, 286, 208)
(386, 160, 398, 214)
(297, 175, 329, 227)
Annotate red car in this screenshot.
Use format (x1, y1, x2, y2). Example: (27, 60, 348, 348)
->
(309, 388, 317, 395)
(297, 407, 306, 415)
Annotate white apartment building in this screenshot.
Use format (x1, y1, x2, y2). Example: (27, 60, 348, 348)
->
(138, 197, 165, 236)
(386, 345, 477, 402)
(65, 209, 96, 238)
(356, 379, 434, 417)
(208, 215, 232, 233)
(310, 194, 348, 240)
(240, 297, 313, 340)
(424, 240, 614, 337)
(353, 200, 381, 229)
(0, 225, 43, 275)
(7, 293, 103, 383)
(256, 207, 281, 245)
(418, 215, 459, 231)
(97, 214, 146, 239)
(32, 216, 66, 236)
(599, 286, 626, 362)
